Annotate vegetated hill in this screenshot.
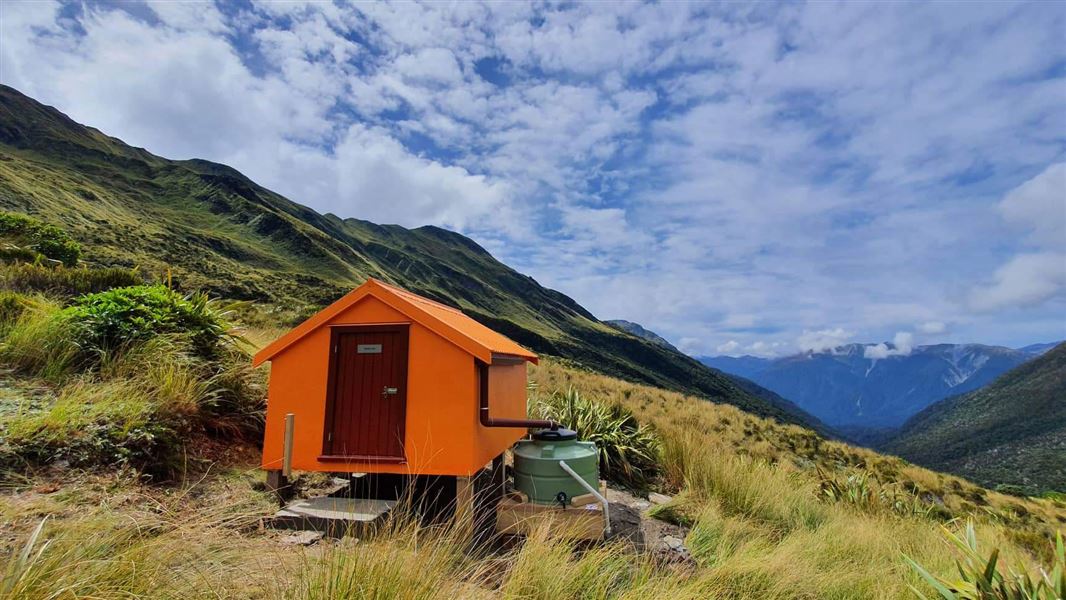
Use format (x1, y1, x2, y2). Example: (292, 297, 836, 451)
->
(0, 84, 825, 432)
(604, 319, 679, 352)
(605, 319, 815, 431)
(885, 343, 1066, 494)
(1018, 341, 1063, 356)
(701, 343, 1034, 429)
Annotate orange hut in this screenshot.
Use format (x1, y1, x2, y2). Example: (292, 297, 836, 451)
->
(252, 279, 544, 484)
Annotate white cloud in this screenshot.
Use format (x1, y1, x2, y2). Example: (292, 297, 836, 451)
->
(1000, 162, 1066, 249)
(971, 164, 1066, 312)
(1, 3, 514, 233)
(393, 47, 464, 84)
(917, 321, 947, 335)
(864, 331, 915, 359)
(970, 253, 1066, 312)
(716, 340, 741, 354)
(797, 328, 853, 353)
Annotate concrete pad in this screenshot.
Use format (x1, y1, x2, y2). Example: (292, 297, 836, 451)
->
(271, 497, 395, 537)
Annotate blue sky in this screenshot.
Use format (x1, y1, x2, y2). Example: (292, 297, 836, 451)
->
(2, 1, 1064, 356)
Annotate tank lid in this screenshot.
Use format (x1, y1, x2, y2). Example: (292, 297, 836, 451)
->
(532, 427, 578, 441)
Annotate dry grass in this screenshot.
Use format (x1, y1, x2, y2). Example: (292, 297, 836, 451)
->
(0, 353, 1062, 599)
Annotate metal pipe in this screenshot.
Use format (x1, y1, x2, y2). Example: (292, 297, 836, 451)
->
(558, 459, 611, 535)
(282, 413, 294, 478)
(477, 362, 558, 430)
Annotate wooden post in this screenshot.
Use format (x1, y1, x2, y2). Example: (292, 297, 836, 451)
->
(282, 413, 295, 478)
(267, 413, 296, 506)
(455, 475, 475, 542)
(471, 454, 505, 548)
(265, 470, 289, 505)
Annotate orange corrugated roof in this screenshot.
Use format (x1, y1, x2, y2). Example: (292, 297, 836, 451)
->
(252, 278, 537, 367)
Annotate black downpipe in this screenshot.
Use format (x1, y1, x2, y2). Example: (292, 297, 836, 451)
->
(478, 362, 558, 430)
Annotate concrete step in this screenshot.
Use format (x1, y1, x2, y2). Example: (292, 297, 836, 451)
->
(270, 497, 396, 537)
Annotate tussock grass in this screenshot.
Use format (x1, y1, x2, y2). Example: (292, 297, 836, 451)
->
(0, 295, 263, 476)
(1, 336, 215, 474)
(0, 343, 1061, 599)
(0, 296, 79, 380)
(288, 522, 474, 600)
(0, 263, 141, 297)
(529, 360, 1065, 597)
(1, 504, 284, 599)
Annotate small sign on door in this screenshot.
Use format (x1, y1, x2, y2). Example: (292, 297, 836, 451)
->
(357, 344, 382, 354)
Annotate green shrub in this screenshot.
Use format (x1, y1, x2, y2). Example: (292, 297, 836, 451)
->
(0, 211, 80, 266)
(905, 520, 1065, 599)
(532, 387, 661, 490)
(0, 263, 141, 296)
(993, 483, 1029, 498)
(64, 285, 239, 360)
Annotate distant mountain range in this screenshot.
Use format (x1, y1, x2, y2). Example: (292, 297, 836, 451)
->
(884, 342, 1066, 494)
(700, 342, 1057, 429)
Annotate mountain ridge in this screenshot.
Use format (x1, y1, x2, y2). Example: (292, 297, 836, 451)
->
(700, 342, 1038, 428)
(0, 84, 828, 434)
(604, 319, 679, 352)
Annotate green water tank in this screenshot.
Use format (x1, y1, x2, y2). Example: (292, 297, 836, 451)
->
(513, 428, 599, 505)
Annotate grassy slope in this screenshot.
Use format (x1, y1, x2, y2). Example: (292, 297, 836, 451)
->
(885, 343, 1066, 494)
(0, 84, 825, 433)
(1, 356, 1062, 599)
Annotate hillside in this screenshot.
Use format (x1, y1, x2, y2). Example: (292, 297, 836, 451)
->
(701, 343, 1033, 428)
(0, 84, 824, 432)
(885, 342, 1066, 494)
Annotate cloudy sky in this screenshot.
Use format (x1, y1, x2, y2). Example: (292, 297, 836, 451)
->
(2, 1, 1064, 356)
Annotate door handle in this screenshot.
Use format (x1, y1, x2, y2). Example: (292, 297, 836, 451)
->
(382, 386, 399, 397)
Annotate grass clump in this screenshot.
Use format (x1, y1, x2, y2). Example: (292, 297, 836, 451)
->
(0, 211, 80, 266)
(0, 295, 80, 380)
(0, 335, 251, 476)
(817, 466, 944, 520)
(0, 263, 141, 297)
(532, 386, 661, 491)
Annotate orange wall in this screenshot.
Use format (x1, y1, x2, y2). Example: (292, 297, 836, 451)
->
(261, 295, 526, 476)
(476, 363, 528, 466)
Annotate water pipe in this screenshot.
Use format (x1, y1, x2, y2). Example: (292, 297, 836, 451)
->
(558, 459, 611, 535)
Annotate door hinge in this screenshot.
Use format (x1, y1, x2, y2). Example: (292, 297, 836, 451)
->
(327, 432, 332, 442)
(333, 343, 338, 354)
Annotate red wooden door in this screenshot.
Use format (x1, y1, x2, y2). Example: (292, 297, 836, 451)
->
(323, 325, 408, 460)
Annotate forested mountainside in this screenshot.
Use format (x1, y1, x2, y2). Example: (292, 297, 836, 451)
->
(0, 84, 824, 432)
(884, 342, 1066, 494)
